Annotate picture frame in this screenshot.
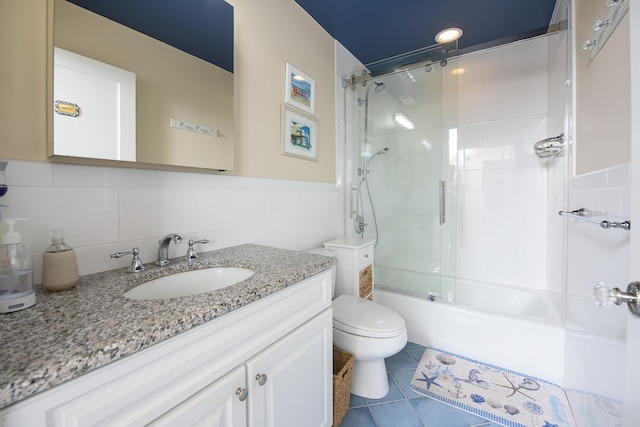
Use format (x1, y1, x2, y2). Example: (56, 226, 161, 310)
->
(282, 105, 318, 161)
(285, 63, 315, 114)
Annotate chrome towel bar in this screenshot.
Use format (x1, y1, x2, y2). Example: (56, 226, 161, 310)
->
(559, 208, 630, 230)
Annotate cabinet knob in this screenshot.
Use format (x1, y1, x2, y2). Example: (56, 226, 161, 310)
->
(255, 373, 268, 386)
(235, 387, 248, 401)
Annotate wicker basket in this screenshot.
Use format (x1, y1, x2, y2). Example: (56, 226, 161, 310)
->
(332, 347, 354, 426)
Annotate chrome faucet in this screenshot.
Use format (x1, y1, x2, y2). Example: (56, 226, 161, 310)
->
(156, 233, 183, 266)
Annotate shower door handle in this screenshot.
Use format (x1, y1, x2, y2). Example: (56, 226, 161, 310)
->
(439, 180, 445, 225)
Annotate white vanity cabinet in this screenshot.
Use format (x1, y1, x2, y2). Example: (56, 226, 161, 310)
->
(149, 365, 247, 426)
(0, 270, 333, 427)
(246, 310, 331, 427)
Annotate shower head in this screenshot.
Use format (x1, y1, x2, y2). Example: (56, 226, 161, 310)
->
(358, 147, 390, 176)
(365, 147, 390, 169)
(361, 80, 385, 103)
(372, 81, 385, 93)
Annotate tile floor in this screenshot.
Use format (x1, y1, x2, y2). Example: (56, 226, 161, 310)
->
(338, 342, 502, 427)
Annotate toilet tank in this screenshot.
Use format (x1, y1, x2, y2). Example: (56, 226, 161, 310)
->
(323, 238, 376, 300)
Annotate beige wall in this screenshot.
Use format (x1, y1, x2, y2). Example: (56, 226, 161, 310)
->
(230, 0, 336, 182)
(0, 1, 48, 161)
(0, 0, 337, 182)
(574, 0, 631, 174)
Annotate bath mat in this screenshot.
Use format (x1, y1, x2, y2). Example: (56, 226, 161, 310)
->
(410, 347, 575, 427)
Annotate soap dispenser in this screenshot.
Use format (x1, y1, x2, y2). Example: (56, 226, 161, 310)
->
(0, 218, 36, 313)
(42, 229, 79, 291)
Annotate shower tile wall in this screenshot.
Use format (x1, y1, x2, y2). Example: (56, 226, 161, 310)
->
(2, 161, 344, 284)
(455, 33, 566, 291)
(563, 164, 629, 425)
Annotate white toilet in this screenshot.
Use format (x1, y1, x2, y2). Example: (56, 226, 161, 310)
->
(306, 247, 407, 399)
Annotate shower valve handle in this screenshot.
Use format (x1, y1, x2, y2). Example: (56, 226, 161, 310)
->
(355, 215, 368, 235)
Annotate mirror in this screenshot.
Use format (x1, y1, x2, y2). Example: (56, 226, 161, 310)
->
(51, 0, 234, 171)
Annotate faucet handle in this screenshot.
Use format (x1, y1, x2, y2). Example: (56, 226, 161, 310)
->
(186, 239, 210, 262)
(111, 247, 145, 273)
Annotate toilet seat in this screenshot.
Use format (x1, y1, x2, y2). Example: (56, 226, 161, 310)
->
(333, 295, 406, 338)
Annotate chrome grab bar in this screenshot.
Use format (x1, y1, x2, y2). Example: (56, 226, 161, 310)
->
(559, 208, 630, 230)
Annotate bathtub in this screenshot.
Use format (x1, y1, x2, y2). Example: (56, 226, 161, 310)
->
(375, 281, 566, 385)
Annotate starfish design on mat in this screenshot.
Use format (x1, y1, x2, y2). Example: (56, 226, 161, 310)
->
(416, 371, 442, 390)
(543, 422, 558, 427)
(493, 373, 536, 400)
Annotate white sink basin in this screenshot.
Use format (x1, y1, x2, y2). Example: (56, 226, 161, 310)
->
(124, 267, 255, 300)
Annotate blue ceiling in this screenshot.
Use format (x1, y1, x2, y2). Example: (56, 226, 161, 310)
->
(65, 0, 558, 74)
(295, 0, 559, 65)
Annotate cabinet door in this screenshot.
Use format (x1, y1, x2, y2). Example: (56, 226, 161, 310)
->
(148, 365, 247, 427)
(246, 309, 332, 427)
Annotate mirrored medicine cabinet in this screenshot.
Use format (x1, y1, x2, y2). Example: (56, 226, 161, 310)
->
(49, 0, 235, 171)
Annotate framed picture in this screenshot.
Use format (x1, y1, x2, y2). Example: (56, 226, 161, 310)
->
(282, 105, 318, 161)
(285, 63, 315, 114)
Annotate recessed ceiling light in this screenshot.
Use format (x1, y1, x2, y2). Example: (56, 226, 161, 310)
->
(435, 28, 463, 44)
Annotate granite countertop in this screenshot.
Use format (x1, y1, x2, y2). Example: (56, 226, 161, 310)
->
(0, 244, 335, 410)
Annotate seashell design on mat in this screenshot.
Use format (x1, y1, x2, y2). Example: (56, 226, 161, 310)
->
(470, 394, 485, 404)
(436, 353, 456, 365)
(504, 404, 520, 415)
(487, 398, 502, 409)
(523, 401, 544, 415)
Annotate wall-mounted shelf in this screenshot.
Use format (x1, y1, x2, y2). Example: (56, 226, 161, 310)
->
(559, 208, 630, 230)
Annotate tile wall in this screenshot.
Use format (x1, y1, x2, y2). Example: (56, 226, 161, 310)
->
(564, 163, 630, 422)
(1, 161, 344, 284)
(455, 33, 566, 291)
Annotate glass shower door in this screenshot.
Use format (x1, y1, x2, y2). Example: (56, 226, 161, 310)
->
(349, 59, 457, 301)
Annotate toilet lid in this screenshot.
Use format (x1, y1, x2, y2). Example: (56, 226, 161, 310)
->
(333, 295, 406, 338)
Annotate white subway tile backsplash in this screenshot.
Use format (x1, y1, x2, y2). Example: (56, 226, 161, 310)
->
(124, 168, 210, 190)
(53, 164, 126, 188)
(195, 189, 248, 232)
(5, 161, 53, 187)
(119, 188, 196, 240)
(3, 158, 343, 281)
(4, 186, 120, 250)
